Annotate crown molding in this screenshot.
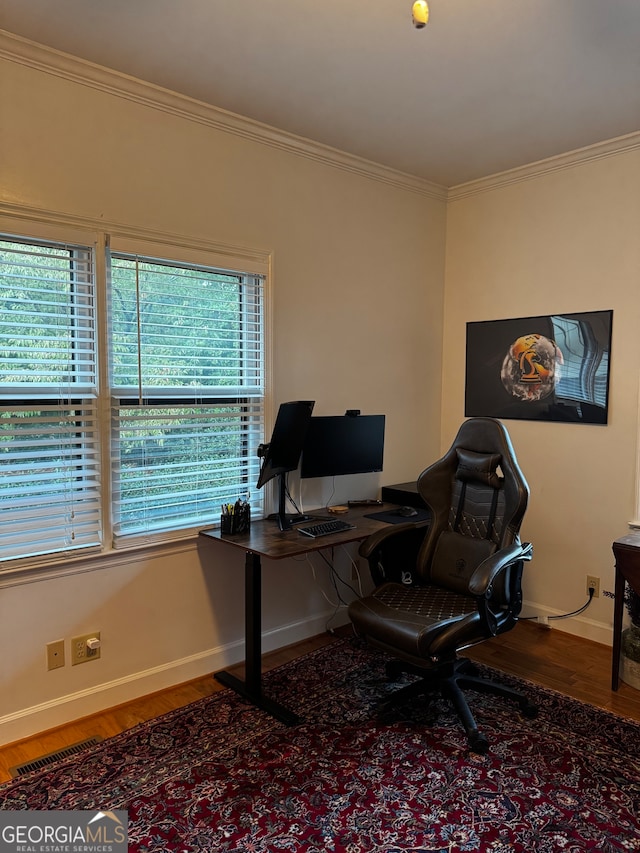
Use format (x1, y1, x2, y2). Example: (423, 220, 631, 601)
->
(0, 29, 447, 203)
(448, 131, 640, 201)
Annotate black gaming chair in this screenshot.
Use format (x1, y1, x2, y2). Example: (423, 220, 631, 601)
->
(348, 417, 536, 753)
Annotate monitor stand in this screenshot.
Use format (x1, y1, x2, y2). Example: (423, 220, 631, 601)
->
(271, 473, 311, 531)
(264, 476, 327, 529)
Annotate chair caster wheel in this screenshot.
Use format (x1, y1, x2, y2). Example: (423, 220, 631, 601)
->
(521, 702, 538, 719)
(469, 732, 489, 754)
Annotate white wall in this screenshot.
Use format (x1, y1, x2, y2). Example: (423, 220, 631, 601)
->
(442, 149, 640, 643)
(0, 43, 446, 742)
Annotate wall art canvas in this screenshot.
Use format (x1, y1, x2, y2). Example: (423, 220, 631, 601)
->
(465, 310, 613, 424)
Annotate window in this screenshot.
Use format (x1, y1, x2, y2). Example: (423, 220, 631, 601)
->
(0, 229, 266, 565)
(0, 237, 101, 562)
(109, 251, 265, 544)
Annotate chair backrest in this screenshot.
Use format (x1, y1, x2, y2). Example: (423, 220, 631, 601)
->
(414, 418, 529, 591)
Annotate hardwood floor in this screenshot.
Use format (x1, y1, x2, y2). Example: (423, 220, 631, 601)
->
(466, 619, 640, 721)
(1, 620, 639, 784)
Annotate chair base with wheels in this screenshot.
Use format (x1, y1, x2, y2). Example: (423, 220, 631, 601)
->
(380, 656, 538, 754)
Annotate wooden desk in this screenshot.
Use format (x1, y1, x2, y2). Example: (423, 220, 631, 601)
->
(612, 531, 640, 689)
(199, 504, 427, 723)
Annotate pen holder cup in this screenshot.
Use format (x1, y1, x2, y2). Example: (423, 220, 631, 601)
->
(220, 506, 250, 535)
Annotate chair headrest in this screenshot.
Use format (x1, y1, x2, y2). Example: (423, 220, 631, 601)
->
(455, 448, 503, 489)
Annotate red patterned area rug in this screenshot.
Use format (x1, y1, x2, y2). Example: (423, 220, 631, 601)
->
(2, 638, 640, 852)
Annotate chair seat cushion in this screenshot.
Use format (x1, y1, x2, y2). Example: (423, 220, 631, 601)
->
(348, 582, 477, 660)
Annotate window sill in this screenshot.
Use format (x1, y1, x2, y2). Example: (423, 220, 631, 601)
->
(0, 534, 203, 589)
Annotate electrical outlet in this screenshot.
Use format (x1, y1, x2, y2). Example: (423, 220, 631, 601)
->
(71, 632, 101, 665)
(46, 640, 65, 670)
(587, 575, 600, 598)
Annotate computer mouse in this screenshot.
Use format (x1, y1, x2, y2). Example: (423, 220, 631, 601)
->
(397, 505, 418, 517)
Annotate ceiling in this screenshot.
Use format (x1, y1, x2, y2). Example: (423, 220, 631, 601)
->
(1, 0, 639, 187)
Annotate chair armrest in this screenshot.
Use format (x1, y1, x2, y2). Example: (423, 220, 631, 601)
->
(358, 523, 430, 586)
(468, 540, 533, 637)
(468, 540, 533, 596)
(358, 523, 421, 560)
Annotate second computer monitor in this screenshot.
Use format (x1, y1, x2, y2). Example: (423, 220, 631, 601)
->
(256, 400, 315, 490)
(300, 414, 385, 479)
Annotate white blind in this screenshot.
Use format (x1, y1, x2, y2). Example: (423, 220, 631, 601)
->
(109, 252, 265, 540)
(0, 237, 101, 562)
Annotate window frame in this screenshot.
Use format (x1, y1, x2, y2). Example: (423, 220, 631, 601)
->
(0, 214, 272, 576)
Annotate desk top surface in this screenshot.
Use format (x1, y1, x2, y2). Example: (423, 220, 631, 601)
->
(199, 503, 427, 560)
(613, 530, 640, 551)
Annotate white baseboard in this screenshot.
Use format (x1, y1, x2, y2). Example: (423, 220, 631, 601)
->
(0, 611, 344, 747)
(521, 600, 613, 647)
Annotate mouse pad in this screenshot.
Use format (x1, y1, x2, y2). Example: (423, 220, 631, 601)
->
(364, 508, 431, 525)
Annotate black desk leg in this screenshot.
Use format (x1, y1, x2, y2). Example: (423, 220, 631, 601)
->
(611, 563, 626, 690)
(214, 550, 300, 725)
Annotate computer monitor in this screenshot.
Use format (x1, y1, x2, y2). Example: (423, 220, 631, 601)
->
(300, 413, 385, 479)
(256, 400, 315, 530)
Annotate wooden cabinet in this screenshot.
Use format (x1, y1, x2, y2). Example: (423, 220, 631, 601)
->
(611, 531, 640, 689)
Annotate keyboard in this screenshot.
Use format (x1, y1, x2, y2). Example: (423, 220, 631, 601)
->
(297, 519, 356, 538)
